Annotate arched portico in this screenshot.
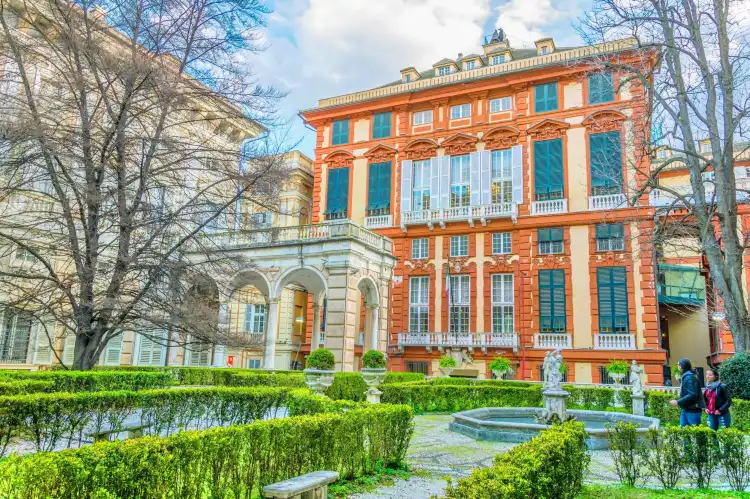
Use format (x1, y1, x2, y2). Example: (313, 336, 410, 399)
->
(358, 276, 383, 352)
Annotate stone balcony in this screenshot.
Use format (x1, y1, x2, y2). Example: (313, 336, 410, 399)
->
(588, 193, 627, 211)
(593, 333, 636, 350)
(531, 199, 567, 215)
(533, 333, 572, 349)
(364, 214, 392, 229)
(397, 332, 518, 353)
(401, 202, 515, 230)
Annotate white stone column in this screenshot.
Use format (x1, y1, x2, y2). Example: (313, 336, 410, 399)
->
(263, 297, 280, 369)
(311, 302, 322, 349)
(369, 305, 380, 351)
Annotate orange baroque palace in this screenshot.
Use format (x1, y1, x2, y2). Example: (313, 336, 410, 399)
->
(300, 30, 740, 384)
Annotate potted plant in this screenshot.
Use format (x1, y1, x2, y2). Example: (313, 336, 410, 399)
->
(439, 355, 457, 377)
(488, 355, 512, 379)
(606, 360, 629, 385)
(671, 363, 682, 384)
(361, 350, 387, 403)
(304, 348, 335, 396)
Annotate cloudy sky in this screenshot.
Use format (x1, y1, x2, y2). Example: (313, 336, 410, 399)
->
(253, 0, 593, 156)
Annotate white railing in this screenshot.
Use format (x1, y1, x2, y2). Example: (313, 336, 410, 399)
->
(650, 179, 750, 208)
(531, 199, 567, 215)
(364, 214, 392, 229)
(206, 220, 393, 253)
(533, 333, 572, 349)
(401, 203, 513, 226)
(313, 39, 637, 109)
(594, 333, 636, 350)
(397, 332, 518, 348)
(589, 193, 627, 211)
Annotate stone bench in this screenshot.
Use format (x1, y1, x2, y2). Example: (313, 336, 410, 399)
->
(262, 471, 339, 499)
(87, 423, 151, 443)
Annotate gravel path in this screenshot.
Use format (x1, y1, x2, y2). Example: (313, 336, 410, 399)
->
(351, 415, 630, 499)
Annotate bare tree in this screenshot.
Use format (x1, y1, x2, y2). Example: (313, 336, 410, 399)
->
(0, 0, 291, 369)
(578, 0, 750, 351)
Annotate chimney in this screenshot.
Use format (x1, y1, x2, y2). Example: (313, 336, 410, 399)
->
(457, 53, 463, 60)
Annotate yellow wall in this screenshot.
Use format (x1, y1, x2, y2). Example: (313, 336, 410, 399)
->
(575, 362, 592, 383)
(353, 119, 369, 143)
(630, 222, 646, 349)
(665, 307, 710, 373)
(566, 126, 588, 212)
(351, 158, 367, 224)
(570, 225, 592, 348)
(319, 163, 329, 216)
(563, 82, 583, 109)
(322, 125, 330, 148)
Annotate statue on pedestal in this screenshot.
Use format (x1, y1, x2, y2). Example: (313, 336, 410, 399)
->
(630, 360, 644, 396)
(547, 349, 564, 391)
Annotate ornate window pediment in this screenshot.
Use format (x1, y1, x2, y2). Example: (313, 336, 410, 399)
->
(582, 109, 627, 132)
(441, 132, 478, 155)
(403, 138, 439, 160)
(527, 119, 570, 140)
(483, 126, 521, 150)
(363, 144, 397, 163)
(324, 150, 355, 168)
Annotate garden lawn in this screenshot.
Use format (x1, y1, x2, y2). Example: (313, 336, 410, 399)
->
(579, 485, 750, 498)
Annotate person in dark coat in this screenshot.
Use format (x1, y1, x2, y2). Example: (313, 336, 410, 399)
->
(669, 358, 706, 427)
(704, 368, 732, 429)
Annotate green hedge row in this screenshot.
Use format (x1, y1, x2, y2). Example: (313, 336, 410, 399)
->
(0, 386, 299, 456)
(443, 421, 589, 498)
(645, 391, 750, 430)
(228, 372, 306, 388)
(0, 371, 174, 392)
(0, 380, 55, 396)
(380, 384, 543, 413)
(0, 403, 414, 498)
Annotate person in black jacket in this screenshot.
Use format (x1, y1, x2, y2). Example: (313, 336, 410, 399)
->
(669, 358, 706, 427)
(704, 368, 732, 429)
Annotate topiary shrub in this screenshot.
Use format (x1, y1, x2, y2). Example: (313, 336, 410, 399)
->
(488, 356, 512, 374)
(361, 350, 386, 369)
(719, 352, 750, 400)
(306, 348, 335, 370)
(606, 360, 629, 376)
(439, 356, 457, 369)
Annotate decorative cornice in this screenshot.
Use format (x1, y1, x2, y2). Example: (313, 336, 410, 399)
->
(325, 150, 355, 168)
(589, 252, 633, 263)
(448, 257, 475, 273)
(442, 133, 478, 155)
(364, 144, 398, 163)
(483, 254, 518, 268)
(403, 138, 439, 160)
(527, 119, 570, 140)
(483, 126, 521, 150)
(583, 109, 627, 132)
(531, 254, 571, 268)
(404, 259, 436, 273)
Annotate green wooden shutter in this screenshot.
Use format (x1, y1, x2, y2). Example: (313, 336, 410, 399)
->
(373, 112, 391, 139)
(539, 269, 566, 332)
(325, 167, 349, 215)
(546, 83, 558, 111)
(597, 267, 628, 333)
(590, 131, 622, 187)
(535, 83, 558, 112)
(338, 167, 349, 216)
(367, 163, 379, 210)
(332, 120, 349, 145)
(589, 73, 614, 104)
(380, 162, 391, 211)
(534, 140, 549, 196)
(549, 139, 563, 196)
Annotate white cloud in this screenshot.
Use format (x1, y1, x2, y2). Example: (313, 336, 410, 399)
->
(494, 0, 588, 47)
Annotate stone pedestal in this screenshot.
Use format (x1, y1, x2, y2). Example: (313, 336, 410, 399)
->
(632, 394, 645, 416)
(366, 388, 382, 404)
(538, 388, 571, 423)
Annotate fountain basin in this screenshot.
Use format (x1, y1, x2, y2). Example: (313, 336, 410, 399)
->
(449, 407, 659, 450)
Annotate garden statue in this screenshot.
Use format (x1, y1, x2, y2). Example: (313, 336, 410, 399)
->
(630, 360, 644, 396)
(536, 349, 571, 424)
(542, 351, 553, 388)
(547, 349, 564, 390)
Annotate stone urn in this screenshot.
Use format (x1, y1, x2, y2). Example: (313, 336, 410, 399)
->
(492, 369, 509, 380)
(610, 372, 625, 385)
(361, 367, 387, 403)
(439, 367, 453, 378)
(303, 368, 335, 396)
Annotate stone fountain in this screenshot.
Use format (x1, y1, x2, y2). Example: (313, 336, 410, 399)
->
(536, 349, 572, 423)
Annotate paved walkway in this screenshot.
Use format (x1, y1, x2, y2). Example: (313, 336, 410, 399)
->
(352, 415, 622, 499)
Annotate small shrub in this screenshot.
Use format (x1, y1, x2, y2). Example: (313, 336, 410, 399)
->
(0, 380, 55, 395)
(327, 373, 368, 401)
(719, 352, 750, 400)
(488, 356, 512, 374)
(717, 428, 750, 492)
(306, 348, 335, 370)
(606, 360, 629, 376)
(605, 421, 642, 486)
(681, 425, 720, 489)
(383, 372, 424, 384)
(639, 426, 682, 489)
(362, 350, 386, 369)
(439, 356, 456, 368)
(559, 362, 569, 374)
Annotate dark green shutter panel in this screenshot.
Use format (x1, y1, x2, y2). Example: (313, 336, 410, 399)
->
(332, 120, 349, 145)
(535, 84, 546, 113)
(380, 162, 391, 209)
(595, 223, 609, 238)
(326, 167, 349, 214)
(339, 167, 349, 214)
(546, 83, 558, 111)
(597, 267, 628, 332)
(534, 140, 549, 195)
(550, 228, 563, 241)
(367, 163, 379, 210)
(589, 75, 601, 104)
(590, 73, 614, 104)
(373, 112, 391, 139)
(590, 132, 622, 187)
(549, 139, 563, 195)
(539, 269, 566, 332)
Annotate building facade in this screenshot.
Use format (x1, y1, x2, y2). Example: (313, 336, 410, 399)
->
(301, 31, 668, 383)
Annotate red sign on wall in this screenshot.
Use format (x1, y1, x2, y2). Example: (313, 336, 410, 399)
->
(227, 355, 234, 368)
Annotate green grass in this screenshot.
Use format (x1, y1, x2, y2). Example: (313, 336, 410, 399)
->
(327, 463, 416, 498)
(579, 485, 750, 498)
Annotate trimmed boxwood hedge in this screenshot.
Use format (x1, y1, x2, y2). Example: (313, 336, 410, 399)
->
(0, 370, 173, 392)
(443, 421, 589, 498)
(380, 383, 544, 413)
(0, 403, 414, 498)
(0, 380, 55, 396)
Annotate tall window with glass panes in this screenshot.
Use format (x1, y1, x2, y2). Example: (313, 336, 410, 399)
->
(491, 149, 513, 205)
(449, 275, 470, 334)
(450, 155, 470, 207)
(412, 159, 430, 211)
(409, 276, 429, 334)
(491, 274, 514, 336)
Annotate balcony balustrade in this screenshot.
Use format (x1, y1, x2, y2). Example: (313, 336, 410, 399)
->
(401, 203, 514, 229)
(588, 193, 627, 211)
(364, 214, 392, 229)
(531, 199, 567, 215)
(593, 333, 636, 350)
(533, 333, 572, 349)
(397, 332, 518, 351)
